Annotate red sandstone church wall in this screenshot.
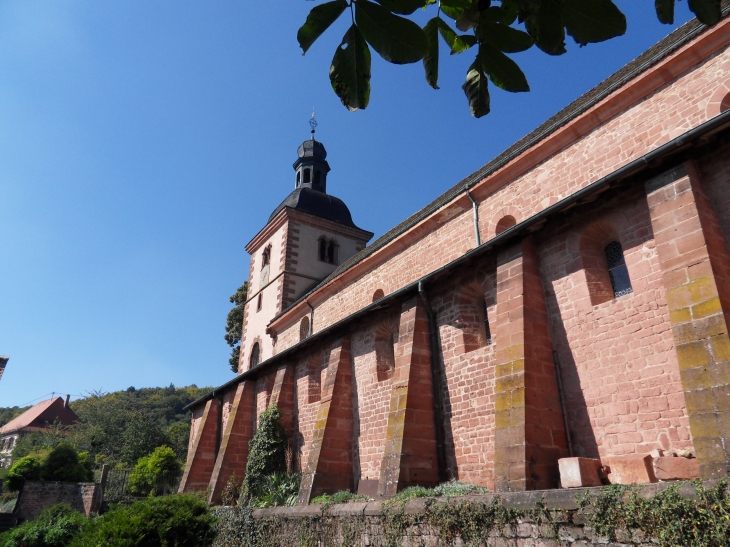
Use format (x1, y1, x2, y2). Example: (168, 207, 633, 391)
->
(539, 187, 693, 460)
(272, 40, 730, 351)
(699, 141, 730, 257)
(350, 315, 400, 484)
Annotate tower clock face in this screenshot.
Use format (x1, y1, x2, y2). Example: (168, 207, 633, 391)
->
(260, 265, 270, 287)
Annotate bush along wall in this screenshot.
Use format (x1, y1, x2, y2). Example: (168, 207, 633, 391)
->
(212, 479, 730, 547)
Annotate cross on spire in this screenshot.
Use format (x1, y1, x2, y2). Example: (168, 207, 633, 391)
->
(309, 109, 317, 140)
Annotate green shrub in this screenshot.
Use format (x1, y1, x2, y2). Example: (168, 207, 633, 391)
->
(0, 504, 87, 547)
(4, 456, 42, 492)
(40, 445, 92, 483)
(70, 494, 217, 547)
(220, 473, 241, 507)
(241, 406, 287, 502)
(127, 446, 181, 497)
(252, 473, 300, 507)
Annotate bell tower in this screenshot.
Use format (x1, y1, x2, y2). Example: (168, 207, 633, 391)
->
(238, 122, 373, 373)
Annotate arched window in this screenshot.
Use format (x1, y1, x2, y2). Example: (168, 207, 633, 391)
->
(375, 322, 398, 381)
(327, 241, 337, 264)
(304, 169, 311, 184)
(496, 215, 516, 235)
(372, 289, 385, 302)
(250, 343, 260, 368)
(605, 241, 633, 298)
(299, 316, 310, 341)
(262, 245, 271, 268)
(296, 171, 301, 186)
(318, 237, 327, 262)
(314, 171, 321, 185)
(257, 293, 262, 311)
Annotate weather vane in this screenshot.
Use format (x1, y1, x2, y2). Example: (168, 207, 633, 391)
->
(309, 109, 318, 139)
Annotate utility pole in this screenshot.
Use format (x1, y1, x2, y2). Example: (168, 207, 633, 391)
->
(0, 356, 8, 382)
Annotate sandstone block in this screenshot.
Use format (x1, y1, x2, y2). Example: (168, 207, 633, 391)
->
(654, 457, 700, 480)
(558, 457, 602, 488)
(607, 454, 657, 484)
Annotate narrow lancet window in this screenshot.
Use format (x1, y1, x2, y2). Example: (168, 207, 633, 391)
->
(262, 245, 270, 268)
(327, 241, 337, 264)
(250, 343, 260, 368)
(483, 299, 492, 346)
(304, 169, 311, 184)
(319, 237, 327, 261)
(605, 241, 633, 298)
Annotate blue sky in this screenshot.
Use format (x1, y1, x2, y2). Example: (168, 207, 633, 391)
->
(0, 1, 698, 408)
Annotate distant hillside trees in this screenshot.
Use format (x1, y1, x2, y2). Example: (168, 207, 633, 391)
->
(0, 384, 211, 468)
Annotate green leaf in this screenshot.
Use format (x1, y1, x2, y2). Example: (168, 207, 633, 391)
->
(297, 0, 349, 55)
(655, 0, 675, 24)
(441, 0, 472, 20)
(462, 60, 490, 118)
(525, 0, 566, 55)
(478, 42, 529, 92)
(562, 0, 627, 46)
(478, 21, 534, 52)
(374, 0, 428, 15)
(437, 18, 477, 54)
(356, 0, 429, 64)
(423, 18, 440, 88)
(330, 25, 372, 111)
(455, 8, 480, 31)
(688, 0, 721, 25)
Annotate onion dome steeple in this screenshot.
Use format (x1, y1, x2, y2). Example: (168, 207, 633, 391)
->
(293, 113, 330, 192)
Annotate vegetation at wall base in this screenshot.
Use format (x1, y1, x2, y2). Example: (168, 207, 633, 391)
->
(241, 406, 288, 503)
(71, 494, 217, 547)
(0, 504, 87, 547)
(579, 478, 730, 547)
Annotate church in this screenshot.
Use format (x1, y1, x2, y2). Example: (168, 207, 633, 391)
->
(180, 13, 730, 503)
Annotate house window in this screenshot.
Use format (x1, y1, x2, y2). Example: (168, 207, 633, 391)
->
(299, 317, 310, 342)
(257, 293, 262, 311)
(250, 343, 260, 368)
(605, 241, 633, 298)
(262, 246, 270, 268)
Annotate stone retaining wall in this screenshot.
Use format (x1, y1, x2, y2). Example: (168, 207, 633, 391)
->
(214, 482, 715, 547)
(16, 481, 102, 521)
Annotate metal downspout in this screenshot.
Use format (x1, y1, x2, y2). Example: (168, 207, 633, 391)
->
(418, 281, 447, 482)
(465, 187, 481, 247)
(552, 351, 574, 457)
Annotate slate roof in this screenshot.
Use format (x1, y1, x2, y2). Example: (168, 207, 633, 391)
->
(0, 397, 79, 435)
(268, 187, 371, 233)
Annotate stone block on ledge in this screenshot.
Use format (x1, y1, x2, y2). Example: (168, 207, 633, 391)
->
(558, 457, 602, 488)
(607, 454, 657, 484)
(654, 457, 700, 480)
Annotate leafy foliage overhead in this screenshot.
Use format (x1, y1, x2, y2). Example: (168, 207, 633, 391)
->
(298, 0, 724, 117)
